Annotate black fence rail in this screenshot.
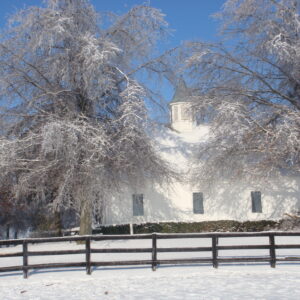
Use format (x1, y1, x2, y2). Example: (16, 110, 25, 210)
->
(0, 231, 300, 278)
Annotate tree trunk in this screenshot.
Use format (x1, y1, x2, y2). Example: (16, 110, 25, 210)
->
(6, 225, 10, 247)
(6, 224, 10, 240)
(54, 211, 63, 236)
(79, 197, 92, 236)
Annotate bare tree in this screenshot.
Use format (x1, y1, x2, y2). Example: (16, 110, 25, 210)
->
(184, 0, 300, 185)
(0, 0, 173, 234)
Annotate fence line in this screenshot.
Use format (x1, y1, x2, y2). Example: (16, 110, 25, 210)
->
(0, 231, 300, 278)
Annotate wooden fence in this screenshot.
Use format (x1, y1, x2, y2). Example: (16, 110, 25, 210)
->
(0, 231, 300, 278)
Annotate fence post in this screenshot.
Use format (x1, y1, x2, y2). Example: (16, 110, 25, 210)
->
(86, 237, 91, 275)
(129, 224, 134, 235)
(212, 235, 218, 268)
(23, 240, 28, 279)
(152, 233, 157, 271)
(269, 233, 276, 268)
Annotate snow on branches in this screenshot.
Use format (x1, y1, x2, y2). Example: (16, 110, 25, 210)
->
(0, 0, 172, 232)
(185, 0, 300, 185)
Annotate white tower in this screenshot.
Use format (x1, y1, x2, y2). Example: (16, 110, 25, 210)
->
(169, 80, 196, 132)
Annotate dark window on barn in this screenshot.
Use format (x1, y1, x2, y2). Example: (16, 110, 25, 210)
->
(133, 194, 144, 216)
(251, 191, 262, 213)
(193, 192, 204, 214)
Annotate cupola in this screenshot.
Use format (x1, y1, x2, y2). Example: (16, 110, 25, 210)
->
(169, 79, 195, 132)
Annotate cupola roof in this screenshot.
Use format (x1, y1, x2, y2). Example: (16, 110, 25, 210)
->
(169, 78, 191, 104)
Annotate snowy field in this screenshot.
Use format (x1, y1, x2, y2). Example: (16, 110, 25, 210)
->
(1, 236, 300, 299)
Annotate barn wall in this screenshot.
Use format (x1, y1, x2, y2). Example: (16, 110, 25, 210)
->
(103, 177, 300, 225)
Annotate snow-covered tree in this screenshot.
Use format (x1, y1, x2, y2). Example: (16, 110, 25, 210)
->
(185, 0, 300, 185)
(0, 0, 173, 234)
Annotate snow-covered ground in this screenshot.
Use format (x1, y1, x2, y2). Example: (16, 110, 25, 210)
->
(1, 236, 300, 299)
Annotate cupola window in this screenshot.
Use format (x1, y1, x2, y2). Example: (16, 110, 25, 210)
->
(173, 105, 179, 122)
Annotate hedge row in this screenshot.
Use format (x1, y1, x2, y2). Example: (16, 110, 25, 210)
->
(93, 220, 279, 235)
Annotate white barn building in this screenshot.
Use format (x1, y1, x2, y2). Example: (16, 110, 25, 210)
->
(103, 83, 300, 225)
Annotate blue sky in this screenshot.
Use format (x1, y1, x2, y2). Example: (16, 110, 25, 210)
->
(0, 0, 226, 121)
(0, 0, 225, 44)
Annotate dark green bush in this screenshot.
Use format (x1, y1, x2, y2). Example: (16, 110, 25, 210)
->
(94, 220, 279, 235)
